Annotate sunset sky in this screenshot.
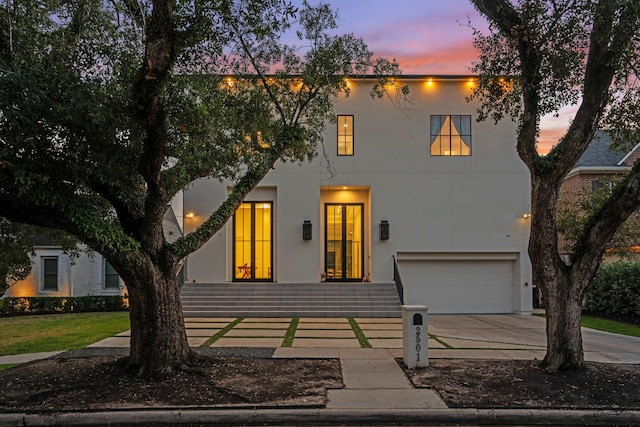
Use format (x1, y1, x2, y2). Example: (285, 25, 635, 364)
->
(303, 0, 574, 154)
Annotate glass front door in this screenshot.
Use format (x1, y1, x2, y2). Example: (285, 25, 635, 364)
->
(325, 203, 364, 281)
(233, 202, 272, 281)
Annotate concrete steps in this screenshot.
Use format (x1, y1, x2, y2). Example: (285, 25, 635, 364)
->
(180, 282, 402, 318)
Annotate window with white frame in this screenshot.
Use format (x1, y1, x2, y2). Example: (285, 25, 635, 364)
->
(430, 115, 471, 156)
(104, 260, 120, 290)
(42, 257, 58, 291)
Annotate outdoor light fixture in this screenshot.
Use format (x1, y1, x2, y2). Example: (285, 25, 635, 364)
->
(379, 220, 390, 240)
(523, 213, 531, 219)
(302, 220, 312, 240)
(186, 212, 195, 219)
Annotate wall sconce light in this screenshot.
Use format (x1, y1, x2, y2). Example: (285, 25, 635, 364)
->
(523, 213, 531, 219)
(186, 212, 195, 219)
(379, 220, 390, 240)
(302, 220, 312, 240)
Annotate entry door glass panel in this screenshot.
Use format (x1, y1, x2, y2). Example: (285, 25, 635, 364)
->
(325, 203, 363, 281)
(234, 202, 272, 281)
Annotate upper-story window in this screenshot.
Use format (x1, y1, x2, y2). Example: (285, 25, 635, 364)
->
(337, 115, 354, 156)
(430, 115, 471, 156)
(104, 260, 120, 290)
(42, 257, 58, 291)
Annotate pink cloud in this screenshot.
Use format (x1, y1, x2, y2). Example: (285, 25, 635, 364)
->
(376, 41, 481, 74)
(539, 106, 578, 154)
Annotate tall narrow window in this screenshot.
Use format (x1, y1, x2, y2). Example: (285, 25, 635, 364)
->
(337, 115, 354, 155)
(104, 261, 120, 290)
(42, 257, 58, 291)
(233, 202, 273, 281)
(430, 115, 471, 156)
(325, 203, 364, 281)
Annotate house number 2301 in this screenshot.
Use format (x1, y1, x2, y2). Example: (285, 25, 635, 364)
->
(415, 325, 421, 361)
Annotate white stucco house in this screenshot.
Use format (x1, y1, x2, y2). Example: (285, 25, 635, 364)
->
(183, 76, 533, 314)
(4, 201, 184, 299)
(4, 238, 127, 299)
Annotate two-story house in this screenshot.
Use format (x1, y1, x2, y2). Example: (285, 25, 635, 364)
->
(182, 76, 533, 314)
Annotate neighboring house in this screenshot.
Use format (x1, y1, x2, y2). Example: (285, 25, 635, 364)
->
(4, 235, 126, 298)
(561, 131, 640, 198)
(559, 131, 640, 258)
(183, 76, 533, 314)
(4, 201, 184, 298)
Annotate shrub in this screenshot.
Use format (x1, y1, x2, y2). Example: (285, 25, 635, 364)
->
(0, 296, 128, 315)
(586, 262, 640, 316)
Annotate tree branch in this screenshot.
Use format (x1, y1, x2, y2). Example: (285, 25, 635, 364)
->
(472, 0, 541, 170)
(572, 161, 640, 280)
(170, 140, 294, 257)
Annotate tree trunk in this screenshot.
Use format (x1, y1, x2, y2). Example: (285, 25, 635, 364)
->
(539, 272, 585, 371)
(529, 176, 586, 371)
(121, 255, 193, 378)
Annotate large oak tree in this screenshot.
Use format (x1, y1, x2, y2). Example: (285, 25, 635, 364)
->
(470, 0, 640, 371)
(0, 0, 401, 376)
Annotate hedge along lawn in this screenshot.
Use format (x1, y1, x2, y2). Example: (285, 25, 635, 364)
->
(0, 312, 130, 355)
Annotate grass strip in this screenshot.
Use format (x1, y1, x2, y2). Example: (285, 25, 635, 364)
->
(535, 312, 640, 338)
(0, 312, 130, 355)
(580, 315, 640, 338)
(281, 318, 299, 347)
(348, 318, 372, 348)
(0, 364, 18, 371)
(429, 335, 453, 349)
(199, 317, 244, 347)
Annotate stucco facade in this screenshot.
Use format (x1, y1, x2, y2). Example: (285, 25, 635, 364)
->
(184, 76, 533, 314)
(5, 198, 184, 298)
(5, 248, 126, 298)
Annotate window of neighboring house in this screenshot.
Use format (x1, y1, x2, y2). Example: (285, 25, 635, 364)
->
(42, 257, 58, 291)
(592, 179, 613, 192)
(337, 115, 354, 155)
(430, 115, 471, 156)
(104, 261, 120, 290)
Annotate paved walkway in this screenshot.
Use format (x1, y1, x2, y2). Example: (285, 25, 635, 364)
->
(76, 314, 640, 364)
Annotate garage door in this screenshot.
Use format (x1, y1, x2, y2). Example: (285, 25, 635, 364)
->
(398, 259, 514, 314)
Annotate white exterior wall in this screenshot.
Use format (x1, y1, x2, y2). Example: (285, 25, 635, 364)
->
(5, 249, 125, 298)
(183, 77, 533, 313)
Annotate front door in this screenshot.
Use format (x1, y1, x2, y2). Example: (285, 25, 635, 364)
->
(233, 202, 272, 281)
(325, 203, 364, 281)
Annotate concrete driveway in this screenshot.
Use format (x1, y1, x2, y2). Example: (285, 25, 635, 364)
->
(428, 314, 640, 363)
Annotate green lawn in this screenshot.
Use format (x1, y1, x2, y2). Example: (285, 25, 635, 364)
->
(580, 315, 640, 337)
(0, 312, 130, 355)
(535, 312, 640, 337)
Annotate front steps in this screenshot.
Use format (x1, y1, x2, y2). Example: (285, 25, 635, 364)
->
(180, 282, 402, 318)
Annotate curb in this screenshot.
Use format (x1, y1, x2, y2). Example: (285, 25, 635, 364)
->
(2, 408, 640, 426)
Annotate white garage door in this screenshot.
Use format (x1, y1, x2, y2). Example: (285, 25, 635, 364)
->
(399, 259, 514, 314)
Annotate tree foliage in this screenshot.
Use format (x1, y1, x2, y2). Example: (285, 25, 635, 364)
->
(0, 218, 34, 291)
(557, 177, 640, 257)
(469, 0, 640, 371)
(0, 0, 401, 376)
